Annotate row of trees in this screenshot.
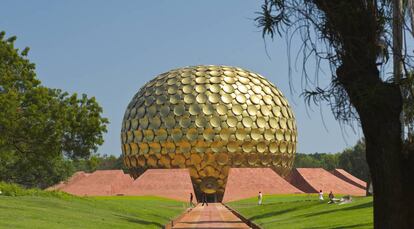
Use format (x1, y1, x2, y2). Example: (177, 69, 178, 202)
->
(0, 32, 108, 189)
(295, 139, 369, 181)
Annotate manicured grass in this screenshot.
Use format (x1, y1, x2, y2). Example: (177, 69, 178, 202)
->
(0, 195, 186, 228)
(227, 194, 373, 229)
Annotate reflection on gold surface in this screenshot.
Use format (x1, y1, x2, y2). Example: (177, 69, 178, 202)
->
(121, 65, 297, 196)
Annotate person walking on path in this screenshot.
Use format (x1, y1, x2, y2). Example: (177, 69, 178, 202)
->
(319, 190, 324, 201)
(258, 191, 263, 205)
(189, 193, 194, 208)
(201, 192, 208, 206)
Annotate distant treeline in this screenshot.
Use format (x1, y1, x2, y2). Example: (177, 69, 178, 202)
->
(295, 139, 369, 181)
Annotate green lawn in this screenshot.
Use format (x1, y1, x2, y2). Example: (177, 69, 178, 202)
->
(227, 194, 373, 229)
(0, 195, 186, 229)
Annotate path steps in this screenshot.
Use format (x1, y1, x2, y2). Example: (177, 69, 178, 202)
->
(171, 203, 250, 228)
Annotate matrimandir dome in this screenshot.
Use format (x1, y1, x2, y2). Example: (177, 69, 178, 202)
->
(121, 65, 297, 199)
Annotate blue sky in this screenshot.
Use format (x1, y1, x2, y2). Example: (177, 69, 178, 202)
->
(1, 1, 361, 156)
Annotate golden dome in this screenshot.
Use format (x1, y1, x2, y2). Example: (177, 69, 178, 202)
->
(121, 65, 297, 198)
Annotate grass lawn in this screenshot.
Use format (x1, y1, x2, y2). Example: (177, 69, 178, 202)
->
(0, 195, 186, 229)
(227, 194, 373, 229)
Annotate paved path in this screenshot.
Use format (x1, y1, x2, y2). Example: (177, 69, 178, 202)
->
(172, 203, 250, 228)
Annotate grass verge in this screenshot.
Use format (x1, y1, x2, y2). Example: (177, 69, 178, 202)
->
(227, 194, 373, 229)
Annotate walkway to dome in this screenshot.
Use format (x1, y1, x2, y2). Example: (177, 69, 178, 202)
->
(171, 203, 249, 229)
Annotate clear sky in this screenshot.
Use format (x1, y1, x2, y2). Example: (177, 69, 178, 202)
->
(1, 1, 362, 156)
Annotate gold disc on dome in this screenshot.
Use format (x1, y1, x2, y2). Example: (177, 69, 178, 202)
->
(276, 129, 284, 141)
(183, 85, 193, 94)
(169, 94, 181, 104)
(130, 143, 139, 155)
(178, 141, 191, 153)
(269, 117, 278, 128)
(149, 142, 161, 153)
(247, 105, 258, 116)
(233, 153, 244, 165)
(211, 141, 223, 153)
(217, 104, 228, 115)
(144, 129, 154, 141)
(235, 128, 247, 141)
(196, 94, 207, 103)
(163, 141, 175, 154)
(184, 94, 195, 104)
(179, 116, 191, 128)
(224, 76, 236, 84)
(279, 118, 287, 129)
(139, 117, 149, 129)
(232, 104, 243, 115)
(227, 141, 239, 153)
(223, 70, 235, 77)
(195, 84, 206, 93)
(236, 94, 246, 103)
(242, 141, 254, 153)
(195, 77, 207, 84)
(220, 128, 231, 141)
(257, 142, 267, 153)
(137, 155, 146, 166)
(209, 70, 220, 77)
(171, 128, 183, 142)
(164, 116, 176, 129)
(242, 116, 253, 128)
(203, 128, 215, 141)
(251, 129, 262, 141)
(139, 142, 149, 154)
(263, 95, 273, 105)
(280, 142, 287, 153)
(189, 104, 201, 115)
(247, 153, 258, 165)
(208, 93, 220, 103)
(210, 116, 221, 128)
(203, 104, 214, 115)
(186, 128, 198, 141)
(221, 93, 232, 104)
(264, 129, 274, 141)
(252, 85, 262, 94)
(269, 142, 278, 153)
(226, 116, 238, 127)
(210, 84, 221, 93)
(217, 153, 229, 165)
(256, 117, 267, 128)
(149, 116, 161, 129)
(210, 76, 221, 84)
(181, 77, 192, 85)
(195, 116, 207, 128)
(222, 84, 234, 93)
(261, 106, 271, 116)
(237, 84, 248, 93)
(159, 105, 170, 117)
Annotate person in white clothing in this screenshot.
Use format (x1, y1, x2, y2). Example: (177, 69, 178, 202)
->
(258, 191, 263, 205)
(319, 190, 324, 201)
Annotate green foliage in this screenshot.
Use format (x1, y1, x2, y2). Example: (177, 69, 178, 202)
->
(0, 195, 185, 229)
(295, 139, 369, 182)
(72, 154, 125, 173)
(228, 194, 373, 228)
(0, 182, 73, 199)
(338, 139, 369, 181)
(294, 152, 340, 170)
(0, 31, 108, 188)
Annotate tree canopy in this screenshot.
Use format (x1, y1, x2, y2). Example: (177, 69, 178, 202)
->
(0, 31, 109, 188)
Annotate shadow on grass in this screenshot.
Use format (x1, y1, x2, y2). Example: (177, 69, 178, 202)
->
(306, 222, 373, 229)
(114, 214, 164, 227)
(305, 201, 373, 218)
(248, 203, 317, 221)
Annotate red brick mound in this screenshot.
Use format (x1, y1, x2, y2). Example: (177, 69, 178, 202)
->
(286, 168, 366, 196)
(331, 169, 367, 190)
(222, 168, 303, 203)
(120, 169, 195, 202)
(58, 170, 134, 196)
(46, 171, 90, 191)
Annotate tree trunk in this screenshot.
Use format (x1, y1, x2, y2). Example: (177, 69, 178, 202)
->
(337, 63, 414, 228)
